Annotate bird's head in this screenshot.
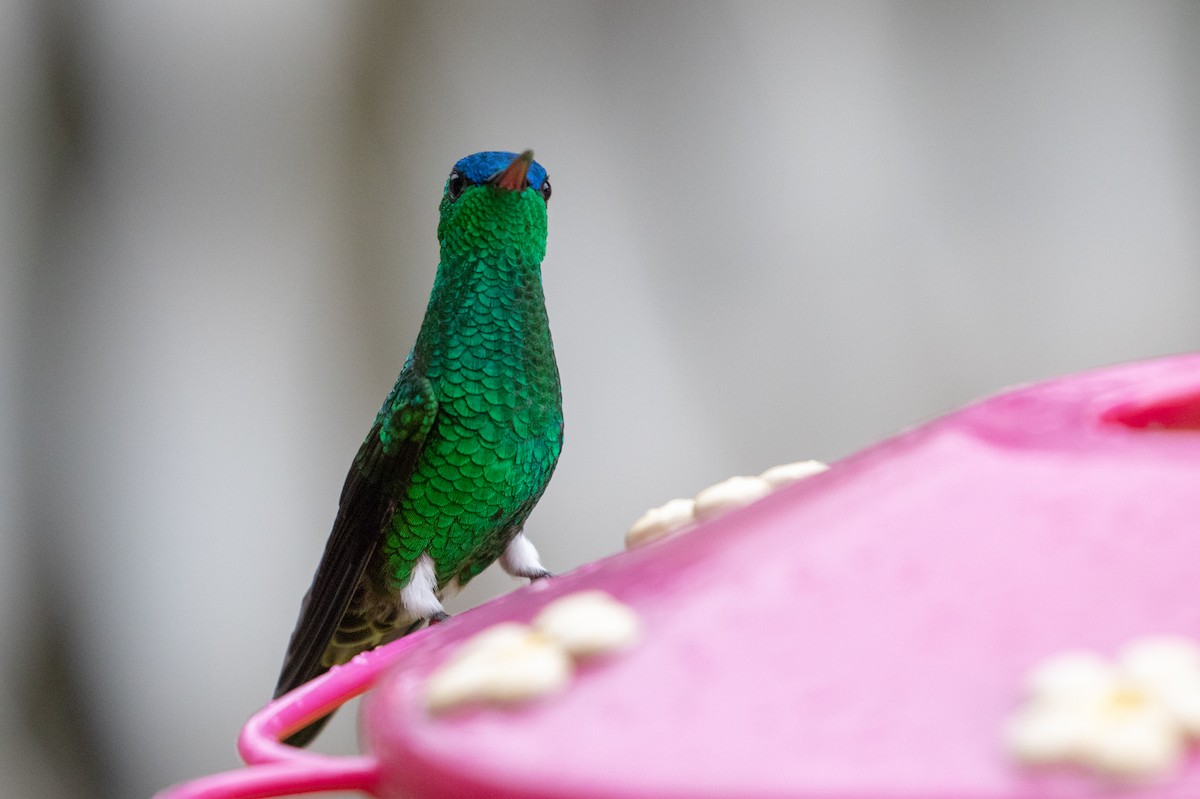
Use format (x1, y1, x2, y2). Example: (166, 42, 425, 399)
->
(437, 150, 552, 266)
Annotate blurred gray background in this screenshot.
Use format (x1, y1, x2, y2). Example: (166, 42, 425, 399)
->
(2, 2, 1198, 797)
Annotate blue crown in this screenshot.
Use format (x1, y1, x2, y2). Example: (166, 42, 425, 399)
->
(452, 151, 548, 191)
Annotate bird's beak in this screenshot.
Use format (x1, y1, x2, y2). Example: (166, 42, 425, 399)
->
(490, 150, 534, 192)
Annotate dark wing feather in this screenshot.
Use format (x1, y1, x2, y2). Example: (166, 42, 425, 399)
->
(273, 372, 437, 702)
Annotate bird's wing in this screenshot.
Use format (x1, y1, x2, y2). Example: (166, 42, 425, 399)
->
(273, 371, 437, 699)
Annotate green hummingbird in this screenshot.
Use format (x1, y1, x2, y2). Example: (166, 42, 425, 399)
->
(274, 150, 562, 746)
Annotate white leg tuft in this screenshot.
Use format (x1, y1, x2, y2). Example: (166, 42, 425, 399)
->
(400, 553, 446, 620)
(500, 532, 551, 580)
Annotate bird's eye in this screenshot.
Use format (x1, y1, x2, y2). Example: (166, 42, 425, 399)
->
(446, 171, 467, 201)
(538, 179, 552, 202)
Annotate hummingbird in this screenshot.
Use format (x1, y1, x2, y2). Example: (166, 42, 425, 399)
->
(274, 150, 562, 746)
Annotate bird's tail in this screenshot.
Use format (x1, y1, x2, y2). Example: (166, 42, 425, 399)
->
(274, 608, 426, 747)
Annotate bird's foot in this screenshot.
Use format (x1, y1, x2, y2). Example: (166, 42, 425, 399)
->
(429, 610, 451, 625)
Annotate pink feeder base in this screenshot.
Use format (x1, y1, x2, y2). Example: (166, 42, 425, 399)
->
(158, 353, 1200, 799)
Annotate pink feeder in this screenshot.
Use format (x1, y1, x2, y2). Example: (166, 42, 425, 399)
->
(158, 354, 1200, 799)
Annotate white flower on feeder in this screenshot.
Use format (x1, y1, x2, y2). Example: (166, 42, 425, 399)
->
(624, 460, 829, 549)
(624, 498, 696, 549)
(533, 590, 641, 657)
(425, 623, 572, 714)
(1005, 636, 1200, 778)
(692, 476, 773, 522)
(758, 459, 829, 488)
(425, 593, 642, 715)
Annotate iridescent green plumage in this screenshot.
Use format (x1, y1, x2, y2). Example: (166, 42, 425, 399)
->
(275, 151, 561, 745)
